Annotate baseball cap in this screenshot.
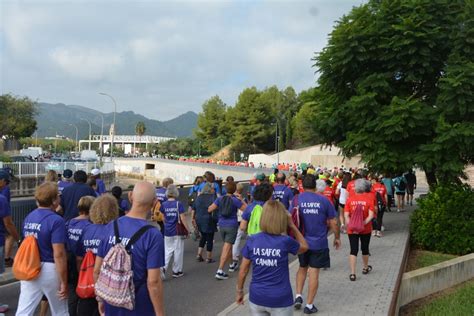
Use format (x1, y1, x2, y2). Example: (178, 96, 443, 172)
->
(256, 173, 266, 181)
(63, 169, 73, 178)
(91, 168, 100, 176)
(0, 170, 9, 181)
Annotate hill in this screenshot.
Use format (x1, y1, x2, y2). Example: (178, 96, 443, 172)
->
(35, 102, 198, 139)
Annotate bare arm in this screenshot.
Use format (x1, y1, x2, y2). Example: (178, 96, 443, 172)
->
(364, 210, 375, 225)
(208, 203, 218, 213)
(328, 218, 341, 250)
(239, 203, 247, 211)
(344, 211, 350, 226)
(3, 216, 19, 241)
(52, 243, 68, 300)
(180, 213, 190, 232)
(76, 256, 83, 273)
(236, 258, 251, 305)
(147, 268, 164, 316)
(239, 219, 248, 232)
(93, 256, 103, 283)
(288, 216, 308, 254)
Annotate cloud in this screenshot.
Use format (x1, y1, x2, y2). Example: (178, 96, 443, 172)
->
(49, 47, 123, 80)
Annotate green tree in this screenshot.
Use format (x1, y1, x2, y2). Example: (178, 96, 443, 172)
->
(311, 0, 473, 187)
(0, 94, 37, 139)
(292, 88, 321, 146)
(195, 96, 227, 153)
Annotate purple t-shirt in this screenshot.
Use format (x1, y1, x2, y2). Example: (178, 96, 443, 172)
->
(272, 184, 294, 210)
(57, 180, 73, 194)
(76, 223, 105, 256)
(159, 200, 185, 237)
(241, 200, 265, 222)
(242, 233, 300, 308)
(22, 208, 67, 263)
(0, 194, 11, 246)
(66, 218, 91, 254)
(213, 195, 243, 228)
(155, 187, 167, 203)
(97, 216, 165, 316)
(297, 191, 336, 250)
(96, 179, 106, 195)
(0, 186, 11, 203)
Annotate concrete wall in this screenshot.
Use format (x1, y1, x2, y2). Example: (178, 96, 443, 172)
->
(114, 158, 268, 184)
(398, 253, 474, 309)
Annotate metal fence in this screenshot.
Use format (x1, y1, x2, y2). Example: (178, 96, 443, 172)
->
(0, 161, 115, 177)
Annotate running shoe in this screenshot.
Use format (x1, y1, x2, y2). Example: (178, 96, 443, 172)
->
(304, 305, 318, 314)
(215, 271, 229, 280)
(294, 296, 303, 310)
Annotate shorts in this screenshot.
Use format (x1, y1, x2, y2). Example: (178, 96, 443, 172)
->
(220, 226, 238, 244)
(249, 301, 293, 316)
(406, 185, 414, 195)
(396, 192, 406, 196)
(0, 245, 4, 274)
(298, 248, 330, 269)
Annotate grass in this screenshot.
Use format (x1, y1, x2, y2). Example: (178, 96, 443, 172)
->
(406, 249, 457, 272)
(401, 279, 474, 316)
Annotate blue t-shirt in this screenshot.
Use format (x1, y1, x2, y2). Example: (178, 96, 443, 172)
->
(242, 233, 299, 308)
(297, 192, 336, 251)
(66, 218, 91, 254)
(213, 195, 243, 227)
(159, 200, 185, 237)
(381, 178, 394, 195)
(57, 180, 73, 194)
(241, 200, 265, 222)
(61, 183, 97, 220)
(0, 186, 11, 203)
(97, 216, 165, 316)
(272, 184, 294, 210)
(155, 187, 167, 203)
(198, 182, 220, 195)
(119, 199, 130, 212)
(76, 223, 105, 256)
(96, 179, 106, 195)
(22, 208, 67, 263)
(0, 194, 11, 246)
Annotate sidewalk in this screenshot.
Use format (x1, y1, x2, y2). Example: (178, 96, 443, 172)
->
(219, 207, 413, 316)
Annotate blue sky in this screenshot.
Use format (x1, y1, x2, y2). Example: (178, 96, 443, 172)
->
(0, 0, 364, 120)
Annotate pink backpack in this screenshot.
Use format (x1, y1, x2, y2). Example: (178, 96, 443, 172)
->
(95, 220, 153, 310)
(348, 203, 365, 233)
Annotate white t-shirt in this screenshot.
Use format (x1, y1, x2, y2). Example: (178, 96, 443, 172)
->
(338, 182, 348, 205)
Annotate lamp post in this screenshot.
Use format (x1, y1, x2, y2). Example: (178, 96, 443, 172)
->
(198, 141, 201, 157)
(70, 124, 79, 152)
(81, 118, 92, 150)
(99, 114, 104, 158)
(272, 122, 280, 165)
(99, 92, 117, 158)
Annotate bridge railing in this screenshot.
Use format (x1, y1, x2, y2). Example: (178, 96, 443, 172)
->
(0, 161, 115, 177)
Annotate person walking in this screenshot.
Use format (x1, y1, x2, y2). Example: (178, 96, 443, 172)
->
(404, 170, 417, 206)
(371, 176, 388, 237)
(192, 183, 218, 263)
(16, 182, 68, 316)
(94, 181, 165, 316)
(90, 169, 106, 196)
(344, 179, 375, 281)
(236, 200, 308, 316)
(58, 169, 73, 194)
(294, 174, 341, 314)
(381, 174, 394, 212)
(336, 172, 351, 233)
(208, 181, 247, 280)
(160, 185, 189, 278)
(111, 186, 130, 216)
(393, 173, 407, 212)
(76, 194, 119, 316)
(272, 173, 294, 210)
(61, 171, 97, 220)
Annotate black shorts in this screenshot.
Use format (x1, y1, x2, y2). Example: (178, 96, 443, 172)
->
(298, 248, 330, 269)
(396, 192, 405, 196)
(406, 185, 414, 194)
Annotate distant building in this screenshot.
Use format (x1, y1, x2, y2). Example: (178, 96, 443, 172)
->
(79, 134, 174, 154)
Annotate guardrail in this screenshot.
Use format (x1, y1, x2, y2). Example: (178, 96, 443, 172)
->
(0, 161, 114, 177)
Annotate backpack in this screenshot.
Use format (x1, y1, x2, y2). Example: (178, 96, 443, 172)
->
(95, 220, 154, 310)
(76, 250, 96, 299)
(219, 195, 234, 218)
(289, 196, 303, 238)
(396, 177, 406, 191)
(13, 213, 54, 281)
(247, 204, 263, 236)
(348, 203, 365, 234)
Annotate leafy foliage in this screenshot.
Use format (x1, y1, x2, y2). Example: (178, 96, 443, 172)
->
(195, 96, 228, 153)
(151, 138, 201, 157)
(312, 0, 474, 185)
(135, 121, 146, 137)
(0, 94, 37, 139)
(411, 184, 474, 255)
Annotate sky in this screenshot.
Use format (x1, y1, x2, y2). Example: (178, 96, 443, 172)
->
(1, 0, 364, 120)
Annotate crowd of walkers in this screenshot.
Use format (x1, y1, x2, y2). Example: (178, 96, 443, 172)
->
(0, 165, 416, 315)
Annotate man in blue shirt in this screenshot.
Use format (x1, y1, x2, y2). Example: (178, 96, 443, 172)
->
(61, 170, 97, 220)
(272, 173, 294, 210)
(293, 174, 341, 314)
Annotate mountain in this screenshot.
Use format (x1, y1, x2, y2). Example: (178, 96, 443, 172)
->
(35, 102, 198, 140)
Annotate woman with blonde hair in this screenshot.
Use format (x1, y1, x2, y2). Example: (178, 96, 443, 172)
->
(236, 200, 308, 315)
(76, 194, 119, 315)
(45, 170, 59, 183)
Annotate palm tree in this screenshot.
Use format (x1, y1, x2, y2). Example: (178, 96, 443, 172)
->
(135, 121, 146, 155)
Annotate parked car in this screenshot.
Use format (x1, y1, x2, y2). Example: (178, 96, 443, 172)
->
(10, 156, 35, 162)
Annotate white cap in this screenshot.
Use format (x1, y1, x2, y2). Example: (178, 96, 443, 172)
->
(91, 168, 100, 176)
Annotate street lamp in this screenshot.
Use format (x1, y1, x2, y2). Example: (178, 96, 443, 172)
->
(271, 122, 280, 165)
(98, 114, 104, 158)
(198, 141, 201, 157)
(69, 124, 79, 152)
(81, 118, 92, 150)
(99, 92, 117, 158)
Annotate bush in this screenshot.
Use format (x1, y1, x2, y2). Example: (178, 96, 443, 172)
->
(0, 154, 12, 162)
(411, 184, 474, 255)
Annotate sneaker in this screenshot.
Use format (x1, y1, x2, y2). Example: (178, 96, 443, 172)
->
(381, 225, 385, 232)
(206, 258, 216, 264)
(372, 231, 377, 237)
(304, 305, 318, 314)
(215, 271, 229, 280)
(294, 296, 303, 310)
(229, 261, 239, 272)
(4, 258, 13, 268)
(376, 231, 383, 237)
(397, 208, 401, 213)
(172, 271, 184, 278)
(196, 255, 204, 262)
